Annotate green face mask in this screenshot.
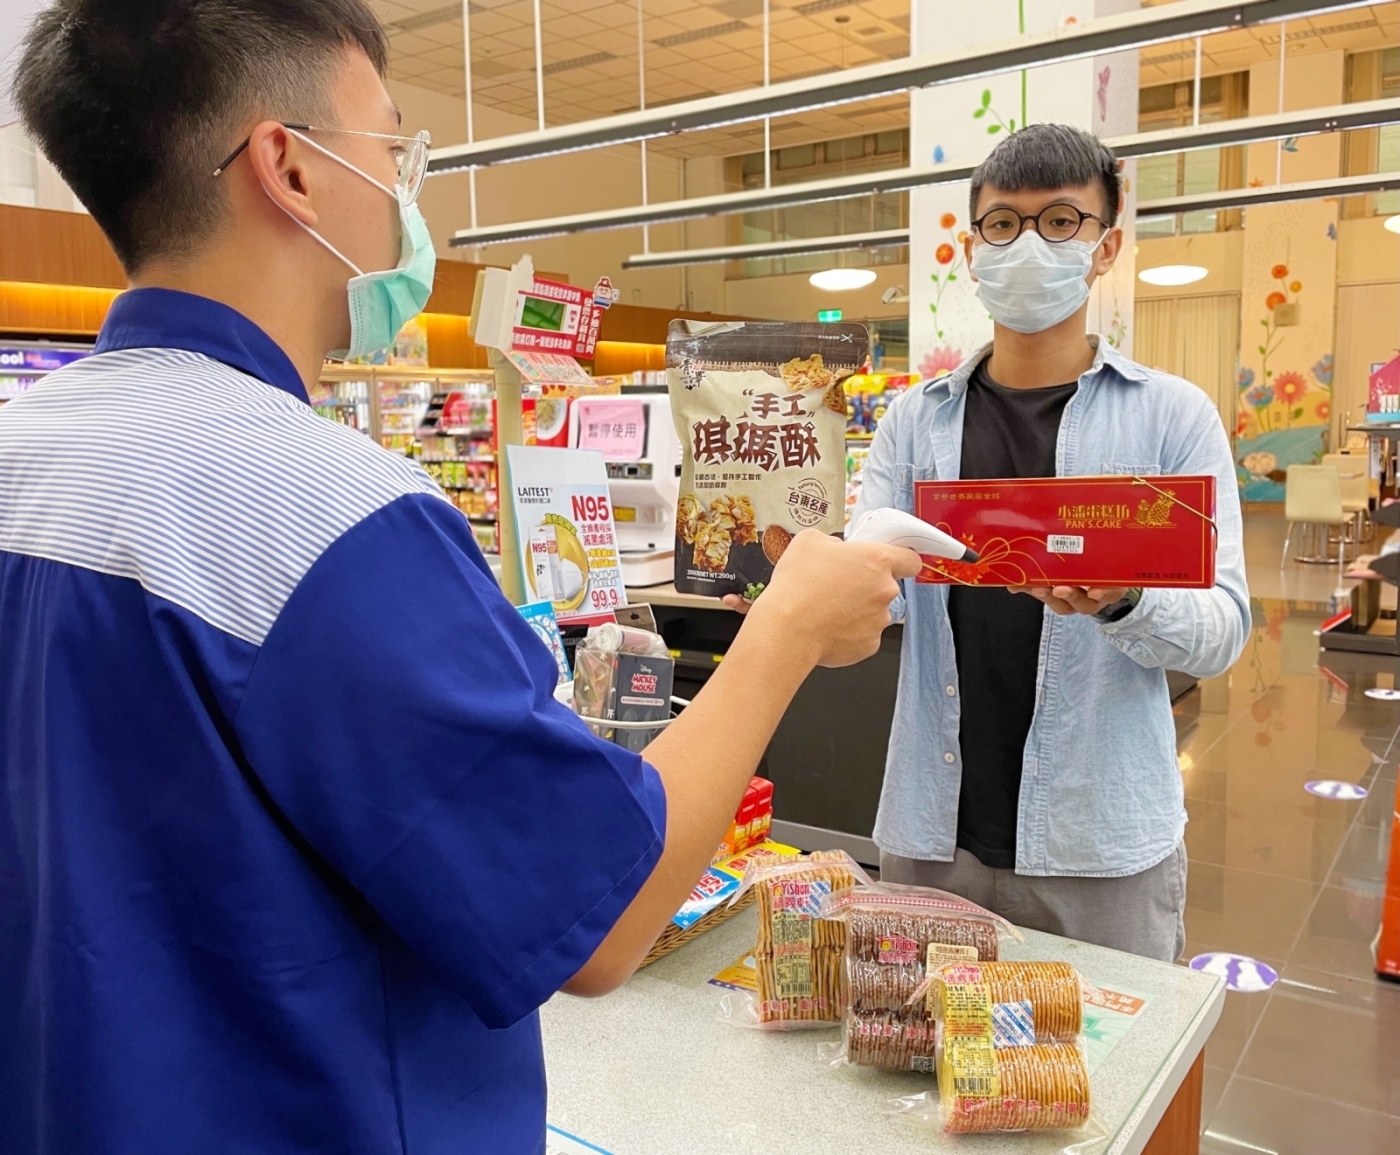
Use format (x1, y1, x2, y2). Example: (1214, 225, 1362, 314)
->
(282, 129, 437, 360)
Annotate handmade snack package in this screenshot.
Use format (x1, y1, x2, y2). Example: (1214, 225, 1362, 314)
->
(667, 320, 867, 598)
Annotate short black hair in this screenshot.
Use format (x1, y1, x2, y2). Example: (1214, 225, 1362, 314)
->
(969, 124, 1122, 227)
(14, 1, 389, 273)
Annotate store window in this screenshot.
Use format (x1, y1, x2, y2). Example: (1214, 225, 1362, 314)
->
(1341, 47, 1400, 218)
(727, 130, 910, 279)
(1136, 73, 1249, 238)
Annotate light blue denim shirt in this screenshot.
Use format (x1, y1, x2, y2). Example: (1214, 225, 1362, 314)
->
(854, 338, 1249, 878)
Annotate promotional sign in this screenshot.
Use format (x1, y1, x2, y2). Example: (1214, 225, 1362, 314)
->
(913, 475, 1217, 589)
(513, 276, 608, 358)
(506, 446, 627, 627)
(507, 350, 594, 388)
(0, 346, 89, 372)
(575, 397, 647, 461)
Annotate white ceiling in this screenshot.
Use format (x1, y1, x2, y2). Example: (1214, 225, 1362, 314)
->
(370, 0, 912, 156)
(370, 1, 1400, 159)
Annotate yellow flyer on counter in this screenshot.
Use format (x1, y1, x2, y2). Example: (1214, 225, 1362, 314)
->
(708, 953, 759, 993)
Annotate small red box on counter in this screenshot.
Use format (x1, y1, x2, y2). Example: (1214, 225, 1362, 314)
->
(913, 475, 1217, 589)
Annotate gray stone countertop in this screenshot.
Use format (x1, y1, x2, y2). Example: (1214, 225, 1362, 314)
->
(542, 907, 1224, 1155)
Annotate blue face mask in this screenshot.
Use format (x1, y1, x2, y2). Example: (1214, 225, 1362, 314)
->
(280, 129, 437, 360)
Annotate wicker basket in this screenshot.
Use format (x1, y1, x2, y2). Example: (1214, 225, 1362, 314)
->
(641, 889, 755, 968)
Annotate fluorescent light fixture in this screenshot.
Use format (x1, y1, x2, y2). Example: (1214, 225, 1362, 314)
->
(427, 0, 1375, 173)
(1138, 264, 1209, 286)
(1386, 215, 1400, 234)
(810, 269, 877, 291)
(623, 228, 908, 269)
(452, 99, 1400, 248)
(1138, 169, 1400, 217)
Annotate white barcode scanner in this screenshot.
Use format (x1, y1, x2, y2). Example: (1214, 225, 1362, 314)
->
(847, 507, 980, 564)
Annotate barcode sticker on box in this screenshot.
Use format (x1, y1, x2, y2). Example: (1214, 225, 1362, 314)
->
(1047, 535, 1084, 555)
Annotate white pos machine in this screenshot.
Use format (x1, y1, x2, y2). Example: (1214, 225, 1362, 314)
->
(567, 389, 681, 587)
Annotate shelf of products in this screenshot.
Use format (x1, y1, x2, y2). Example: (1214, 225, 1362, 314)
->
(314, 366, 501, 554)
(0, 342, 94, 410)
(842, 371, 917, 524)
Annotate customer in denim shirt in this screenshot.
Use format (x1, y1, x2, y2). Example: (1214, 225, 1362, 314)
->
(852, 126, 1249, 961)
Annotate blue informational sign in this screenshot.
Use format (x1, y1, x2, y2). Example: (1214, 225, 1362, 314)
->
(0, 346, 90, 372)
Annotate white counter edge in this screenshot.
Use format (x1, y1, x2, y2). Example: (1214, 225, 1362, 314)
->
(1108, 972, 1226, 1155)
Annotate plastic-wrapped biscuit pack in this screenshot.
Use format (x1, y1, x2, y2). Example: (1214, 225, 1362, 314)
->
(822, 888, 1014, 1073)
(745, 851, 869, 1028)
(931, 960, 1092, 1134)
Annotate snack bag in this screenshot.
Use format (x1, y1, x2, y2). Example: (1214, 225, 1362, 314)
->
(931, 960, 1092, 1133)
(667, 320, 867, 599)
(822, 885, 1018, 1073)
(721, 850, 872, 1029)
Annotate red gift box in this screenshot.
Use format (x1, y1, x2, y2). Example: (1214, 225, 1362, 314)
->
(913, 475, 1217, 589)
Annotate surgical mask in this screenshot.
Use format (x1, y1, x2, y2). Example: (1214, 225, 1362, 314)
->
(277, 129, 437, 360)
(970, 229, 1106, 335)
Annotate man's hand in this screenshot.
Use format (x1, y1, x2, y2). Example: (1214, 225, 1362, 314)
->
(565, 531, 916, 996)
(736, 530, 920, 668)
(1013, 586, 1127, 617)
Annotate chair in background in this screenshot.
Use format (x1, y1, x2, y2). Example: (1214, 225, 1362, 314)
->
(1321, 452, 1371, 547)
(1281, 464, 1348, 588)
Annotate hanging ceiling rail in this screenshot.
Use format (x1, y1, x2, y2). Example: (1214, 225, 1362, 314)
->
(449, 97, 1400, 248)
(617, 170, 1400, 270)
(426, 0, 1373, 173)
(1135, 169, 1400, 216)
(623, 228, 912, 269)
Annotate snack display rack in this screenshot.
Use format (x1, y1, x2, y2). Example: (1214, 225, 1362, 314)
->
(843, 371, 916, 525)
(314, 366, 500, 554)
(0, 340, 94, 411)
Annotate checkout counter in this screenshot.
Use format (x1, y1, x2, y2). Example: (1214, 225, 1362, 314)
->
(543, 906, 1223, 1155)
(629, 582, 1199, 867)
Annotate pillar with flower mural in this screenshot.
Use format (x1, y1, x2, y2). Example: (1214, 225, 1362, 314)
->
(1233, 53, 1343, 501)
(908, 0, 1139, 381)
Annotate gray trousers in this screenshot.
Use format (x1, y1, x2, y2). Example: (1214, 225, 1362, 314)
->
(879, 843, 1187, 963)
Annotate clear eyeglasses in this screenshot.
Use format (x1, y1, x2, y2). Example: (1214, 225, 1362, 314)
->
(213, 123, 432, 205)
(971, 203, 1108, 246)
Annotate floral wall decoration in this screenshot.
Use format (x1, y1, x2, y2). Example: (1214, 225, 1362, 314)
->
(928, 212, 966, 343)
(1233, 200, 1338, 501)
(909, 0, 1138, 368)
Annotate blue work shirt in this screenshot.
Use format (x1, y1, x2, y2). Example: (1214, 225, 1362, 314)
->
(0, 288, 666, 1154)
(853, 339, 1249, 877)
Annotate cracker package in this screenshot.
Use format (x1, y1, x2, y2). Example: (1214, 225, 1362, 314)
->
(822, 886, 1017, 1073)
(667, 320, 867, 598)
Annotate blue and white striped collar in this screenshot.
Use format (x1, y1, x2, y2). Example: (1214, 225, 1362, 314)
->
(95, 288, 307, 402)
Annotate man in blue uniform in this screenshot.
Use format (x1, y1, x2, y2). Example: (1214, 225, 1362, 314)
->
(0, 3, 917, 1152)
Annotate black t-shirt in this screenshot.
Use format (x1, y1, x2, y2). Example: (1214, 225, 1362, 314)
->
(950, 358, 1077, 869)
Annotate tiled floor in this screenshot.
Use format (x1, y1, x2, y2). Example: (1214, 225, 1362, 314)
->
(1181, 510, 1400, 1153)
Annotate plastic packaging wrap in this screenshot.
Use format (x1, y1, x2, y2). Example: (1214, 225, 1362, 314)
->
(926, 959, 1093, 1134)
(570, 622, 674, 751)
(818, 887, 1018, 1072)
(719, 850, 872, 1029)
(930, 960, 1084, 1041)
(937, 1039, 1092, 1133)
